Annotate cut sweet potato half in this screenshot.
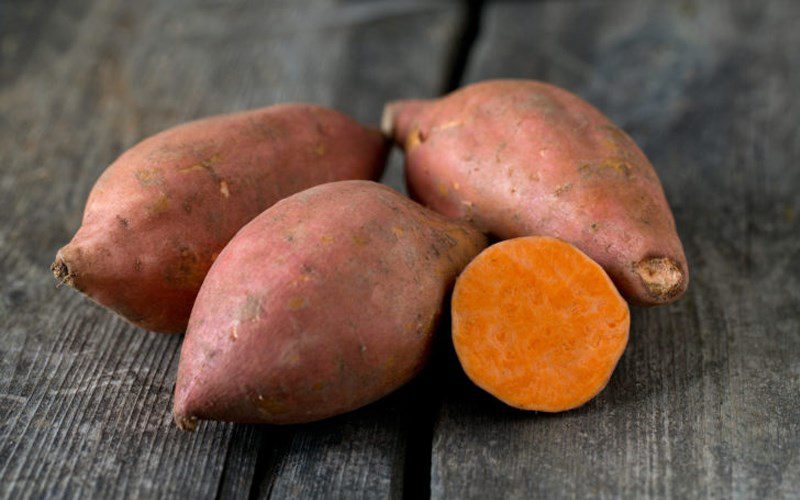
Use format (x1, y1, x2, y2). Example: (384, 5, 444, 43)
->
(452, 236, 630, 412)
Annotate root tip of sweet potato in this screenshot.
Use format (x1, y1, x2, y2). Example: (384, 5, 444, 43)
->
(635, 257, 685, 302)
(174, 413, 198, 432)
(50, 256, 75, 288)
(380, 103, 396, 138)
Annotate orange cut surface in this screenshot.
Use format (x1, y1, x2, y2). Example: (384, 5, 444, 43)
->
(452, 236, 630, 411)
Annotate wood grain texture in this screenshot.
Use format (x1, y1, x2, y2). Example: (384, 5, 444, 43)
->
(267, 382, 420, 500)
(6, 0, 798, 497)
(431, 0, 800, 498)
(0, 0, 463, 498)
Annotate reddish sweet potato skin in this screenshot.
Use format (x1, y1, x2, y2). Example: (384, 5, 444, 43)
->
(52, 104, 388, 333)
(386, 80, 688, 305)
(173, 180, 487, 428)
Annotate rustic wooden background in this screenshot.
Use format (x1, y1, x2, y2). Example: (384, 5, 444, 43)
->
(1, 0, 798, 498)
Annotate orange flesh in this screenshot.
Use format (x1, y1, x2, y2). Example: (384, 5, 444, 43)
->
(452, 236, 630, 412)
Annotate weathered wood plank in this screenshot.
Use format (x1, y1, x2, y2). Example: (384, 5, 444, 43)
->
(431, 0, 800, 498)
(0, 0, 464, 497)
(267, 386, 410, 499)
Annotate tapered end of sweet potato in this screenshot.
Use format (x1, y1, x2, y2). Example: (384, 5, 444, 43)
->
(380, 103, 396, 138)
(173, 381, 198, 431)
(380, 99, 430, 145)
(174, 412, 198, 432)
(51, 252, 77, 288)
(634, 257, 687, 304)
(173, 389, 200, 432)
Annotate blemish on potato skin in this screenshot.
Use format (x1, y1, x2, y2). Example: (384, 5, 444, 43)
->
(313, 143, 326, 156)
(313, 116, 328, 136)
(352, 234, 369, 246)
(238, 295, 262, 322)
(436, 231, 458, 251)
(219, 180, 230, 198)
(290, 274, 311, 286)
(405, 127, 425, 150)
(179, 154, 222, 174)
(254, 394, 289, 416)
(431, 120, 463, 133)
(461, 200, 475, 220)
(116, 215, 129, 228)
(287, 297, 307, 310)
(494, 142, 508, 163)
(246, 115, 277, 140)
(135, 167, 163, 186)
(554, 183, 573, 196)
(134, 259, 143, 272)
(150, 194, 170, 214)
(320, 235, 334, 244)
(391, 226, 404, 239)
(293, 264, 314, 283)
(179, 192, 201, 216)
(579, 159, 634, 178)
(166, 246, 206, 288)
(600, 124, 636, 149)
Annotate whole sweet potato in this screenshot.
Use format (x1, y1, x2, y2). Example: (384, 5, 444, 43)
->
(173, 180, 487, 429)
(384, 80, 688, 305)
(52, 104, 388, 333)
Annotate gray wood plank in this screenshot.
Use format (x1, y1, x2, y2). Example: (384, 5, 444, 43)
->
(0, 0, 464, 498)
(431, 1, 800, 498)
(267, 386, 411, 499)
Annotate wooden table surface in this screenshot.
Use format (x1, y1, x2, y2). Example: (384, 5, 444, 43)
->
(1, 0, 798, 498)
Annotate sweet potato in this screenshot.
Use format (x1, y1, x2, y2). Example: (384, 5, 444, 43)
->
(384, 79, 688, 305)
(452, 236, 630, 412)
(173, 180, 487, 429)
(52, 104, 388, 333)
